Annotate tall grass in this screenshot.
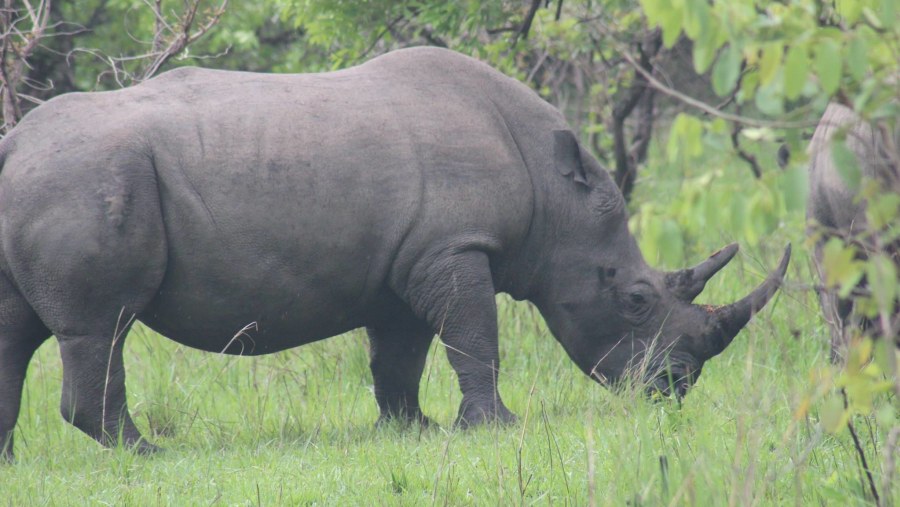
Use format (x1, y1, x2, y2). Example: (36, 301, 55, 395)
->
(1, 151, 896, 505)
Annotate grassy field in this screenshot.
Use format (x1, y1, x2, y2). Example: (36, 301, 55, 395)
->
(1, 154, 896, 505)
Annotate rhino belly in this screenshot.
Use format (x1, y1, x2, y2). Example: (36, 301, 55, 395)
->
(139, 276, 369, 355)
(137, 213, 388, 355)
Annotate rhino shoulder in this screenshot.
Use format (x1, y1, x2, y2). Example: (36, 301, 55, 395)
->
(362, 47, 539, 100)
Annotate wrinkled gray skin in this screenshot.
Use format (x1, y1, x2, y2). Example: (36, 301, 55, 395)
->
(808, 104, 900, 361)
(0, 47, 789, 460)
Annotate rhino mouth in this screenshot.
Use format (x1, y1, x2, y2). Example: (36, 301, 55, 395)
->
(589, 350, 698, 400)
(647, 370, 694, 400)
(589, 367, 693, 400)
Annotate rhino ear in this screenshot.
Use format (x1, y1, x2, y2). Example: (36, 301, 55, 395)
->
(553, 130, 589, 186)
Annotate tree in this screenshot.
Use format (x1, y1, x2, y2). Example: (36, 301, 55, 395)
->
(0, 0, 52, 131)
(0, 0, 228, 133)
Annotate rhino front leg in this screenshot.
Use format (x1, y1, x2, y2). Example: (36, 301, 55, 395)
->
(57, 330, 157, 454)
(405, 249, 515, 427)
(367, 308, 434, 426)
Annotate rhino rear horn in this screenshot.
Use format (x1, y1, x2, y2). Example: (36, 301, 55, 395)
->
(666, 243, 739, 302)
(705, 244, 791, 357)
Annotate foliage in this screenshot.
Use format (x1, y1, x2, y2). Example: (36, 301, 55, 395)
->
(638, 0, 900, 503)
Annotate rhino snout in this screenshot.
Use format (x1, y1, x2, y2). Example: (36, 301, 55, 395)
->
(647, 373, 692, 400)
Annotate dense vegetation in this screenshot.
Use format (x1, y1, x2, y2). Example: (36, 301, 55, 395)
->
(1, 0, 897, 504)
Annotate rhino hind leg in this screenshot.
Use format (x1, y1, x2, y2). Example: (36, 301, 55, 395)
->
(43, 266, 163, 452)
(57, 325, 158, 454)
(0, 273, 51, 462)
(0, 154, 168, 452)
(404, 249, 516, 428)
(45, 264, 164, 452)
(367, 307, 435, 426)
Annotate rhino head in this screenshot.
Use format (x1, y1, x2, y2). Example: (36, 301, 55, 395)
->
(527, 130, 790, 398)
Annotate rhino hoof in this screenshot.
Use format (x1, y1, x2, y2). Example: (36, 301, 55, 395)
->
(130, 440, 163, 455)
(455, 404, 518, 429)
(376, 412, 435, 430)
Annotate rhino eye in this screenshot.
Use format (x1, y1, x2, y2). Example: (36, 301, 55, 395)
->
(620, 282, 656, 322)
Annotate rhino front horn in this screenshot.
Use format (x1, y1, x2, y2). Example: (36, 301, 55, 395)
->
(666, 243, 739, 302)
(705, 244, 792, 357)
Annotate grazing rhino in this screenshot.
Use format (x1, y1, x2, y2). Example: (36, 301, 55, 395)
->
(0, 47, 789, 459)
(807, 103, 900, 361)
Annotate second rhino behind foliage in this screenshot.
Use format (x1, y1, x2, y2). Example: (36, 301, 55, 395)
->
(0, 47, 789, 458)
(808, 104, 900, 361)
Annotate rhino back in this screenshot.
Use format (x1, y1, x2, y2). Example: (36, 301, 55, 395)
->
(807, 103, 896, 234)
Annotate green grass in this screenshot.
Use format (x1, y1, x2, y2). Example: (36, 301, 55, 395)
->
(1, 156, 897, 505)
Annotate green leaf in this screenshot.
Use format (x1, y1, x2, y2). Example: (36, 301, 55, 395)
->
(640, 0, 663, 26)
(683, 0, 710, 40)
(866, 254, 897, 312)
(819, 394, 849, 434)
(836, 0, 863, 25)
(882, 0, 898, 28)
(738, 68, 759, 101)
(873, 339, 898, 394)
(814, 39, 841, 95)
(758, 43, 782, 87)
(667, 113, 704, 162)
(821, 238, 865, 297)
(711, 44, 742, 96)
(780, 165, 808, 213)
(755, 77, 784, 116)
(783, 43, 810, 100)
(866, 190, 900, 229)
(659, 2, 684, 48)
(847, 333, 873, 368)
(830, 140, 862, 191)
(847, 36, 869, 81)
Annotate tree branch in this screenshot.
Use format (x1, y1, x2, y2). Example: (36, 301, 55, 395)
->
(727, 65, 763, 178)
(611, 29, 660, 200)
(137, 0, 226, 82)
(620, 47, 815, 129)
(515, 0, 542, 44)
(630, 85, 655, 167)
(730, 120, 762, 178)
(0, 0, 52, 132)
(357, 13, 407, 61)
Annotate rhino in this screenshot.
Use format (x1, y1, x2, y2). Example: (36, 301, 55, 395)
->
(807, 103, 900, 361)
(0, 47, 789, 460)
